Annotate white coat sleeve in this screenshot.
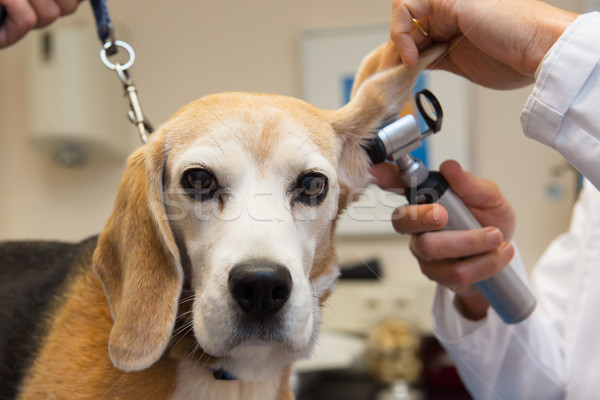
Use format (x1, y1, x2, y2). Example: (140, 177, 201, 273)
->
(521, 12, 600, 189)
(432, 180, 600, 398)
(429, 12, 600, 399)
(432, 246, 566, 400)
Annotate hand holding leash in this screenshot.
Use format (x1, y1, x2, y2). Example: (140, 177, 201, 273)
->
(0, 0, 79, 48)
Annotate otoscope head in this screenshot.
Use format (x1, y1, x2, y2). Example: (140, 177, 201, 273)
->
(363, 89, 443, 164)
(362, 136, 388, 164)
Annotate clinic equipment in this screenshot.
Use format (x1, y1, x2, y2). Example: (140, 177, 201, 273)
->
(363, 90, 536, 324)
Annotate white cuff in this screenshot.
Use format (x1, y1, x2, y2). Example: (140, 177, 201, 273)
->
(521, 13, 599, 147)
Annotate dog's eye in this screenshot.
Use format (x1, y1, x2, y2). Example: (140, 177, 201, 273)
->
(181, 168, 219, 201)
(292, 172, 328, 206)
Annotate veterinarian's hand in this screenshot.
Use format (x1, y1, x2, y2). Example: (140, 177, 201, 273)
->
(0, 0, 79, 48)
(387, 0, 577, 89)
(371, 160, 516, 320)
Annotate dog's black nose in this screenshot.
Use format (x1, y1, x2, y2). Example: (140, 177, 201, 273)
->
(228, 261, 292, 318)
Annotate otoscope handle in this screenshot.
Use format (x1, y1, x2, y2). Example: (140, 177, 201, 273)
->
(365, 88, 536, 324)
(437, 188, 537, 324)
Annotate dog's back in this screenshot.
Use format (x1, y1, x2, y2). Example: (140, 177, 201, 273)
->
(0, 237, 97, 399)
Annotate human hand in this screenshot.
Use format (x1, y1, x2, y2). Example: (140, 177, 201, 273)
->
(0, 0, 79, 48)
(387, 0, 577, 89)
(371, 160, 516, 320)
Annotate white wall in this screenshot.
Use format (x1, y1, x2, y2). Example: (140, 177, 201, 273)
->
(0, 0, 394, 240)
(0, 0, 583, 331)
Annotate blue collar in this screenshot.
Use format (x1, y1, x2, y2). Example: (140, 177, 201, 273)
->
(207, 367, 237, 381)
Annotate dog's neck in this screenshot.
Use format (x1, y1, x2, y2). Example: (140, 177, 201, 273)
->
(166, 294, 248, 383)
(170, 359, 287, 400)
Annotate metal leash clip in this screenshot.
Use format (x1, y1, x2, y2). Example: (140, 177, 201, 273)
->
(99, 34, 152, 144)
(93, 0, 152, 144)
(99, 39, 152, 143)
(117, 63, 152, 144)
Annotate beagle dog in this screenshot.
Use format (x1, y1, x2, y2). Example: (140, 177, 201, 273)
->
(0, 44, 443, 400)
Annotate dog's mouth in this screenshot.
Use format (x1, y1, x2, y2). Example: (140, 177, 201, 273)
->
(171, 312, 303, 358)
(218, 316, 305, 354)
(172, 259, 317, 365)
(236, 314, 287, 338)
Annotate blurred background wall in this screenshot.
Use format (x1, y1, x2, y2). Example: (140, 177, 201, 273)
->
(0, 0, 584, 334)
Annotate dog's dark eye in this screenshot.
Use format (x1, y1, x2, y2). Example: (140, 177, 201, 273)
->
(181, 168, 219, 201)
(292, 172, 328, 206)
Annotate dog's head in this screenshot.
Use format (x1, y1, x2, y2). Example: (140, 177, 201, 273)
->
(92, 44, 444, 377)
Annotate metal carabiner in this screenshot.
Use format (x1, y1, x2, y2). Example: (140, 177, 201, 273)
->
(115, 63, 151, 144)
(92, 0, 152, 145)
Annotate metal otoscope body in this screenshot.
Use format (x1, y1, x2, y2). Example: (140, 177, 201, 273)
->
(364, 90, 536, 324)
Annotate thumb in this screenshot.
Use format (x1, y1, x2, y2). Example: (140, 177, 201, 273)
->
(439, 160, 469, 193)
(439, 159, 508, 216)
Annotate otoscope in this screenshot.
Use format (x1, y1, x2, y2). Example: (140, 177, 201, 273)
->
(363, 90, 536, 324)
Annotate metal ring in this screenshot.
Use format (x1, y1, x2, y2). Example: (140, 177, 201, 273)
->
(100, 40, 136, 71)
(114, 63, 131, 85)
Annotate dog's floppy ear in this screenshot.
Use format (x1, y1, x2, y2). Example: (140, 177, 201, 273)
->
(328, 43, 446, 192)
(92, 132, 182, 372)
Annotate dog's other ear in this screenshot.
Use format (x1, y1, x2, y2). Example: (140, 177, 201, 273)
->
(92, 132, 182, 372)
(328, 43, 446, 191)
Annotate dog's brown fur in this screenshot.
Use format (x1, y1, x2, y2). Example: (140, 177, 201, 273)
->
(7, 44, 444, 400)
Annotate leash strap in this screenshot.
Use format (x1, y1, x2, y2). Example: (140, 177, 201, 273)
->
(90, 0, 113, 45)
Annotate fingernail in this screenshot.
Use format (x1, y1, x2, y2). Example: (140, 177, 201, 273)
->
(501, 242, 515, 259)
(486, 228, 502, 246)
(425, 208, 441, 226)
(425, 205, 442, 227)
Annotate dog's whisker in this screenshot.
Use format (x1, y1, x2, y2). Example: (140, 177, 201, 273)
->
(172, 321, 194, 338)
(176, 310, 194, 319)
(178, 297, 196, 306)
(185, 342, 211, 369)
(172, 327, 195, 347)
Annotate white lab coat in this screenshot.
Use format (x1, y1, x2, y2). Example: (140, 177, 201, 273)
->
(432, 12, 600, 399)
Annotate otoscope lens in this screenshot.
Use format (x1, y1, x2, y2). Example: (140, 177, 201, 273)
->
(415, 90, 443, 133)
(417, 93, 438, 122)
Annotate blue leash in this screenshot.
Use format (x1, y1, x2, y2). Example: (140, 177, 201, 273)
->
(0, 0, 112, 45)
(89, 0, 113, 45)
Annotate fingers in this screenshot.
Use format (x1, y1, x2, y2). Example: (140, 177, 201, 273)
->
(439, 160, 515, 239)
(440, 160, 501, 210)
(56, 0, 78, 16)
(410, 226, 504, 261)
(417, 237, 515, 293)
(0, 0, 80, 48)
(392, 203, 448, 234)
(0, 0, 37, 47)
(29, 0, 78, 28)
(29, 0, 60, 28)
(439, 160, 474, 193)
(370, 162, 403, 190)
(389, 0, 432, 66)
